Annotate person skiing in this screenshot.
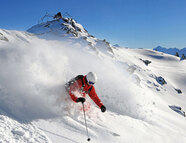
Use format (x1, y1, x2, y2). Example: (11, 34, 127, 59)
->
(65, 72, 106, 112)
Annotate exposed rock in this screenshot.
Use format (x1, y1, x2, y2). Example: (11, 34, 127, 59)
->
(54, 12, 62, 20)
(169, 105, 185, 117)
(175, 88, 182, 94)
(180, 54, 186, 60)
(156, 76, 167, 85)
(139, 58, 151, 66)
(0, 33, 9, 41)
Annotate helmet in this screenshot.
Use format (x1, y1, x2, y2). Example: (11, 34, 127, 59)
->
(86, 72, 97, 85)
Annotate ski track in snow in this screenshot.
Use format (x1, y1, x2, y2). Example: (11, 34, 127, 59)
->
(0, 25, 186, 143)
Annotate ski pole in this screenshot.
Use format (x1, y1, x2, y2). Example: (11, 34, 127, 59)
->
(82, 102, 91, 141)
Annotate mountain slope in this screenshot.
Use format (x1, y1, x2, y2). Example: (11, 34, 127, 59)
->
(0, 19, 186, 142)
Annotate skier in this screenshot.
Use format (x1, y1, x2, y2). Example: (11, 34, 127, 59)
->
(65, 72, 106, 112)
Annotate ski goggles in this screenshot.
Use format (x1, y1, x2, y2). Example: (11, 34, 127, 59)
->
(88, 80, 95, 85)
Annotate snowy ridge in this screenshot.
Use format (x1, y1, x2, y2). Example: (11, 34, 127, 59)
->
(0, 19, 186, 142)
(27, 17, 115, 56)
(27, 18, 88, 37)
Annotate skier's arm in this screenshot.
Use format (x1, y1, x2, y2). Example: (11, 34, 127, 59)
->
(69, 82, 79, 102)
(69, 79, 83, 103)
(88, 87, 103, 108)
(69, 90, 78, 102)
(69, 90, 85, 103)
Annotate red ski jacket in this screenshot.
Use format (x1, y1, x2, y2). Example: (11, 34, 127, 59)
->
(66, 75, 103, 108)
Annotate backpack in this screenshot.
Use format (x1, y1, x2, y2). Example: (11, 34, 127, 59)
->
(65, 75, 92, 94)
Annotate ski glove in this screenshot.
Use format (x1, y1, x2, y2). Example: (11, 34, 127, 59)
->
(76, 97, 86, 103)
(101, 105, 106, 112)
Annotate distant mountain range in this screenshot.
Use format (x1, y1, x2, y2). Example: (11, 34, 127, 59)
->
(153, 46, 186, 58)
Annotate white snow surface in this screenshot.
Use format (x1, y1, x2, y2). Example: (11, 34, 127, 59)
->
(0, 21, 186, 143)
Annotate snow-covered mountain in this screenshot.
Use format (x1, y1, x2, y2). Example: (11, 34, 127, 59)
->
(153, 46, 186, 58)
(27, 18, 115, 56)
(0, 17, 186, 143)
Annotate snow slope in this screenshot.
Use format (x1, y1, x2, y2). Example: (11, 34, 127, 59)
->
(0, 19, 186, 143)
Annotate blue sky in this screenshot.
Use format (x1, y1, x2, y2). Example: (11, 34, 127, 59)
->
(1, 0, 186, 49)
